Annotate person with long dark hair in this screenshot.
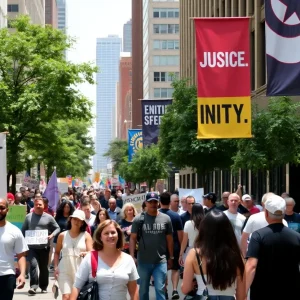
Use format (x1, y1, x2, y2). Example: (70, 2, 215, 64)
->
(181, 211, 245, 299)
(91, 208, 110, 236)
(179, 203, 204, 266)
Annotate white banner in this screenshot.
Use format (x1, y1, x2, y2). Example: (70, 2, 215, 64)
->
(178, 188, 204, 204)
(0, 133, 7, 199)
(25, 230, 48, 245)
(123, 193, 146, 213)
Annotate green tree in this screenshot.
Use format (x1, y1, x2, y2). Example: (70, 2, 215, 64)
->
(103, 139, 128, 173)
(119, 145, 168, 189)
(232, 97, 300, 171)
(158, 78, 237, 181)
(24, 119, 95, 181)
(0, 16, 97, 191)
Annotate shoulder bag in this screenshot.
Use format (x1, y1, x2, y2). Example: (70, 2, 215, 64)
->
(194, 249, 235, 300)
(77, 250, 99, 300)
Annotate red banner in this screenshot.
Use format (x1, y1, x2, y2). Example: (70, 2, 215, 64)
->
(195, 18, 252, 139)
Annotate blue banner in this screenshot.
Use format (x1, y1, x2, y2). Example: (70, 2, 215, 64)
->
(128, 129, 143, 162)
(142, 99, 172, 147)
(265, 0, 300, 96)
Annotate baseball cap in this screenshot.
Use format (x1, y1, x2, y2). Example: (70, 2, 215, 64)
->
(146, 192, 159, 202)
(69, 210, 86, 221)
(242, 194, 251, 201)
(203, 192, 216, 202)
(7, 193, 15, 201)
(265, 195, 286, 215)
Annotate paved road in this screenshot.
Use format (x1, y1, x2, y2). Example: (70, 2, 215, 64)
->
(14, 270, 185, 299)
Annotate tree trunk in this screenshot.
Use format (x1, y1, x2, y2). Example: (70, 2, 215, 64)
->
(7, 169, 12, 192)
(11, 168, 17, 194)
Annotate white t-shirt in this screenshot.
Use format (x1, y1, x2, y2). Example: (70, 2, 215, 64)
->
(243, 211, 288, 234)
(0, 221, 29, 276)
(224, 210, 246, 246)
(184, 220, 199, 247)
(74, 252, 139, 300)
(85, 214, 96, 227)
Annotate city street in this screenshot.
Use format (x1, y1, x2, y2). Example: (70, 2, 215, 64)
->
(13, 270, 185, 300)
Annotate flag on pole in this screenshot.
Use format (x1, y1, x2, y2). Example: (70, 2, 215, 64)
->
(43, 170, 59, 212)
(0, 133, 7, 199)
(265, 0, 300, 95)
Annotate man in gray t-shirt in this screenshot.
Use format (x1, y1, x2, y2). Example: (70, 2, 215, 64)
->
(130, 192, 173, 300)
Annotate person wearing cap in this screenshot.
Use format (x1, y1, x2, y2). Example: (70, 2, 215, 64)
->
(21, 197, 60, 295)
(241, 192, 288, 257)
(245, 195, 300, 299)
(6, 193, 15, 205)
(54, 210, 93, 300)
(202, 192, 219, 214)
(242, 194, 260, 215)
(130, 192, 174, 300)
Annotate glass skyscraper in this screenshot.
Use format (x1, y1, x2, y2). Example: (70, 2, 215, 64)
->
(95, 35, 121, 172)
(57, 0, 66, 33)
(123, 19, 132, 53)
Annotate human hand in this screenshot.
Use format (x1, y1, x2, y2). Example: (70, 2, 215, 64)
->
(54, 269, 59, 279)
(179, 256, 184, 267)
(16, 274, 26, 289)
(48, 234, 53, 240)
(167, 258, 173, 270)
(79, 252, 87, 258)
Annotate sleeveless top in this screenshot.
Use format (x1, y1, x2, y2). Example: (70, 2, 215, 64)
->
(58, 231, 86, 275)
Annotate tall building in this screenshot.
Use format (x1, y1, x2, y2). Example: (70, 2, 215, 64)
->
(123, 19, 132, 53)
(95, 35, 121, 172)
(143, 0, 180, 100)
(117, 56, 132, 140)
(57, 0, 66, 32)
(45, 0, 57, 28)
(0, 0, 7, 28)
(7, 0, 45, 25)
(131, 0, 143, 129)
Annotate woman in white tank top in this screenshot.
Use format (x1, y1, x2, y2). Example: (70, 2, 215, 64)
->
(181, 210, 246, 300)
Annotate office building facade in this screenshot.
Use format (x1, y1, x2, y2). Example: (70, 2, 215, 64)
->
(7, 0, 45, 25)
(95, 35, 121, 172)
(57, 0, 66, 32)
(123, 19, 132, 53)
(143, 0, 179, 99)
(45, 0, 57, 28)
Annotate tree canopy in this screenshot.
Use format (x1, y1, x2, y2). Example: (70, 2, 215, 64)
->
(0, 16, 97, 190)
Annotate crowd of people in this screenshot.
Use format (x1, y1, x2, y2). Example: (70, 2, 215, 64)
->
(1, 185, 300, 300)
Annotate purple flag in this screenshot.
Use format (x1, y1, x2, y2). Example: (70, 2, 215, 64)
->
(43, 170, 59, 212)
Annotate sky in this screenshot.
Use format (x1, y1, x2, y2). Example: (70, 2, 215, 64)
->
(66, 0, 132, 136)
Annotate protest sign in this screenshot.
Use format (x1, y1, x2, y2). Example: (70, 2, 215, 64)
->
(25, 230, 48, 245)
(123, 193, 146, 213)
(7, 205, 26, 229)
(178, 188, 204, 204)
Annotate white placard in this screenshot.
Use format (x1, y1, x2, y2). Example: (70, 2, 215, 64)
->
(123, 193, 146, 213)
(178, 188, 204, 204)
(25, 230, 48, 245)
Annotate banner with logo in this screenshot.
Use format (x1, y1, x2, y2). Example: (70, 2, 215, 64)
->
(194, 18, 251, 139)
(265, 1, 300, 96)
(128, 129, 143, 162)
(141, 99, 172, 146)
(0, 133, 7, 199)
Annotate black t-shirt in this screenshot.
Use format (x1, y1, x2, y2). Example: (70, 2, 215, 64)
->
(247, 223, 300, 299)
(119, 219, 133, 243)
(180, 211, 191, 226)
(159, 208, 183, 249)
(218, 204, 227, 211)
(284, 213, 300, 233)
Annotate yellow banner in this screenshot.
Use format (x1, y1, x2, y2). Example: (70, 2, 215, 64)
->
(197, 97, 252, 139)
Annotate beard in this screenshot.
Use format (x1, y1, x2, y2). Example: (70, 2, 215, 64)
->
(0, 213, 7, 221)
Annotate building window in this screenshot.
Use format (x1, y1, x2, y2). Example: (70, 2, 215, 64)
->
(153, 40, 180, 50)
(153, 24, 180, 34)
(154, 72, 160, 82)
(153, 72, 179, 82)
(153, 8, 179, 18)
(153, 55, 179, 66)
(153, 88, 174, 98)
(7, 4, 19, 12)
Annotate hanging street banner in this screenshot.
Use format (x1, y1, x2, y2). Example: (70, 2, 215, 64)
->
(265, 0, 300, 96)
(128, 129, 143, 162)
(0, 133, 7, 199)
(142, 99, 172, 146)
(194, 18, 252, 139)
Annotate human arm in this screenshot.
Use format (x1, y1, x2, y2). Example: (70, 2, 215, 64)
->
(177, 230, 183, 245)
(127, 281, 139, 300)
(241, 232, 250, 258)
(79, 232, 93, 258)
(245, 258, 258, 296)
(53, 233, 64, 279)
(235, 184, 242, 199)
(16, 253, 27, 289)
(166, 234, 174, 269)
(48, 216, 60, 239)
(235, 269, 246, 300)
(70, 287, 80, 300)
(129, 233, 137, 263)
(179, 232, 188, 266)
(181, 248, 196, 295)
(21, 215, 29, 236)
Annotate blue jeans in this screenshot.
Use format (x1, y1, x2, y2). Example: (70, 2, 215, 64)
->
(138, 262, 167, 300)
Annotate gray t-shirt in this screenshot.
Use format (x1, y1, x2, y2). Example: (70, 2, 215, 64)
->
(22, 212, 60, 249)
(131, 212, 173, 264)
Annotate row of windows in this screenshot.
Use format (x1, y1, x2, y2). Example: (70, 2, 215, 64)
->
(153, 0, 179, 2)
(154, 72, 179, 82)
(7, 4, 19, 12)
(153, 8, 179, 18)
(153, 55, 179, 66)
(153, 40, 179, 50)
(154, 88, 174, 98)
(153, 24, 179, 34)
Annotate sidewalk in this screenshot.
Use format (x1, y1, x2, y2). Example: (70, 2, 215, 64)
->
(13, 270, 184, 299)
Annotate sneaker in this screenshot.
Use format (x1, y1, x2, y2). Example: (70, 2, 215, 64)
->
(172, 290, 180, 299)
(165, 290, 169, 299)
(28, 288, 36, 295)
(41, 290, 47, 293)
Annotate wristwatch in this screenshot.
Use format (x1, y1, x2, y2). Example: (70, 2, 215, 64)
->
(169, 256, 174, 259)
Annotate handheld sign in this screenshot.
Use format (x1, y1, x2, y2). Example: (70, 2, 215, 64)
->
(25, 230, 48, 245)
